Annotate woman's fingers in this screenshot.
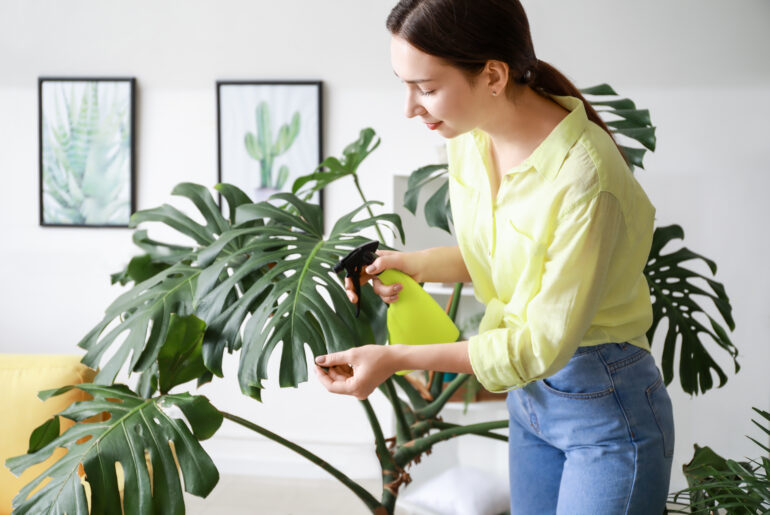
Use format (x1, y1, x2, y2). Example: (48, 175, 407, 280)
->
(328, 364, 353, 380)
(315, 365, 350, 395)
(372, 277, 402, 303)
(344, 272, 402, 304)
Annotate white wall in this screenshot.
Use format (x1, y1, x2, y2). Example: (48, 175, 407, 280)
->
(1, 0, 768, 494)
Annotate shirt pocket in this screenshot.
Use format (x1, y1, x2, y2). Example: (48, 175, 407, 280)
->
(505, 220, 547, 315)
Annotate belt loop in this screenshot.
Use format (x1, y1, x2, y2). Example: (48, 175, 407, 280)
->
(619, 342, 628, 350)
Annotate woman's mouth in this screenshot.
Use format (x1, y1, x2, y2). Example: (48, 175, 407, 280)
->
(425, 121, 443, 130)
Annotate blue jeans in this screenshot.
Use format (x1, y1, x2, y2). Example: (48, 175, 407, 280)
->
(506, 342, 675, 514)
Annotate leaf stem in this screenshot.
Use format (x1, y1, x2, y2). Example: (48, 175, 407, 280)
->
(219, 410, 383, 512)
(353, 174, 386, 244)
(393, 419, 508, 467)
(383, 379, 413, 444)
(360, 399, 400, 514)
(417, 373, 471, 420)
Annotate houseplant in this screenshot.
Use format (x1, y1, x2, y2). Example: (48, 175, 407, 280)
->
(6, 86, 738, 514)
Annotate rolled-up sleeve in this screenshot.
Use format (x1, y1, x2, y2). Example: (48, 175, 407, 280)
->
(468, 191, 624, 393)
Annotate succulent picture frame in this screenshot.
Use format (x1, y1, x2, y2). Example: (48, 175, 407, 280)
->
(216, 80, 324, 215)
(38, 77, 137, 227)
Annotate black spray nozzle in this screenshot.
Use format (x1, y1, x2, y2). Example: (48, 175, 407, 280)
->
(333, 240, 380, 318)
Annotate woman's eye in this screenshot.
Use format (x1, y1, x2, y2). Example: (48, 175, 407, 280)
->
(420, 90, 435, 96)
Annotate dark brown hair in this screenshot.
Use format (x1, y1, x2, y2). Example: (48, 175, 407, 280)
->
(386, 0, 624, 157)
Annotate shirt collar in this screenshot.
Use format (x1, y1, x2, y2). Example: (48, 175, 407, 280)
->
(470, 94, 588, 180)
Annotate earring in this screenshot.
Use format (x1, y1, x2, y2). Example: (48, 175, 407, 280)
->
(492, 90, 497, 96)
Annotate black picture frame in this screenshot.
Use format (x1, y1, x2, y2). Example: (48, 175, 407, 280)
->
(38, 77, 137, 228)
(216, 80, 324, 227)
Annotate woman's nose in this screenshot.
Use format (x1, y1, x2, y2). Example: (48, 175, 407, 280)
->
(404, 90, 426, 119)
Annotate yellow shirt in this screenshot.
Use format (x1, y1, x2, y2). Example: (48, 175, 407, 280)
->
(447, 94, 656, 393)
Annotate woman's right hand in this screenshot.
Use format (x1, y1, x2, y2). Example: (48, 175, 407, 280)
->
(345, 249, 421, 305)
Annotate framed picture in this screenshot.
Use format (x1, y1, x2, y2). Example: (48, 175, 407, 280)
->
(216, 81, 323, 212)
(38, 77, 136, 227)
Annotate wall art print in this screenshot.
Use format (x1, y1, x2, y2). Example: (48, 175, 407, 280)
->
(217, 81, 323, 210)
(39, 77, 136, 227)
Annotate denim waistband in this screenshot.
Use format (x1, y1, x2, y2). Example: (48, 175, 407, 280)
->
(574, 341, 630, 356)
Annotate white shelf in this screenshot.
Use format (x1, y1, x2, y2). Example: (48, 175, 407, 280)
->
(423, 283, 475, 297)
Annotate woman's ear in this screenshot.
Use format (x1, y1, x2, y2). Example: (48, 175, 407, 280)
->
(485, 59, 510, 95)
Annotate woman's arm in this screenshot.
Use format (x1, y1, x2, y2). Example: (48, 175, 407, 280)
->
(412, 245, 472, 284)
(314, 341, 473, 400)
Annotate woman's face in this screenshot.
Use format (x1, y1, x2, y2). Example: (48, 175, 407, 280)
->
(390, 35, 488, 139)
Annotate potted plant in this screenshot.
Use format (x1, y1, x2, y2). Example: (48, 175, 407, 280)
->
(6, 86, 738, 514)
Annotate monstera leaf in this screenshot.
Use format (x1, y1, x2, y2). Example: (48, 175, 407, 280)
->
(194, 192, 403, 399)
(79, 180, 401, 400)
(79, 182, 262, 385)
(5, 384, 221, 515)
(403, 164, 452, 234)
(580, 83, 656, 172)
(645, 225, 738, 395)
(291, 127, 381, 198)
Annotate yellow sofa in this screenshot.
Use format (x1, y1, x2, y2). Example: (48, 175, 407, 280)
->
(0, 354, 97, 515)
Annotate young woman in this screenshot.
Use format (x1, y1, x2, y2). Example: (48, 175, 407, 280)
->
(314, 0, 675, 513)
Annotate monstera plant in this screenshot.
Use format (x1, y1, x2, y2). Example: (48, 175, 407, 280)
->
(6, 85, 739, 514)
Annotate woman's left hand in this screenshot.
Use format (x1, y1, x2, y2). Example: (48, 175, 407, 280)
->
(314, 345, 395, 400)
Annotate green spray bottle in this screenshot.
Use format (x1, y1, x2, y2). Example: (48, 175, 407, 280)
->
(333, 240, 460, 375)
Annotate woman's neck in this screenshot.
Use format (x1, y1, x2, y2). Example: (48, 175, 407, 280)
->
(480, 86, 570, 179)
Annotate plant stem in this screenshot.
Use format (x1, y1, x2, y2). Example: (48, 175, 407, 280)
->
(353, 174, 386, 244)
(417, 373, 471, 420)
(429, 420, 509, 442)
(408, 418, 507, 442)
(447, 282, 463, 321)
(383, 379, 413, 444)
(393, 420, 509, 467)
(360, 399, 400, 514)
(390, 375, 428, 409)
(219, 410, 382, 512)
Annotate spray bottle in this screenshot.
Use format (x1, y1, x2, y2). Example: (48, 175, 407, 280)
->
(333, 240, 460, 375)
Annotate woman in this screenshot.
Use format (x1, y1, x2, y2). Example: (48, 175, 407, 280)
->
(314, 0, 675, 513)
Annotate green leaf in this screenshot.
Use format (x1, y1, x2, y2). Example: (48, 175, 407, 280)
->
(6, 384, 221, 515)
(171, 183, 230, 235)
(644, 224, 738, 395)
(157, 314, 208, 394)
(292, 128, 381, 197)
(579, 83, 618, 96)
(589, 98, 636, 110)
(612, 126, 657, 151)
(215, 182, 253, 225)
(403, 164, 447, 215)
(127, 255, 171, 284)
(188, 193, 402, 397)
(583, 84, 655, 172)
(423, 180, 451, 233)
(78, 263, 201, 384)
(27, 416, 60, 453)
(129, 204, 214, 247)
(610, 109, 652, 126)
(618, 146, 647, 169)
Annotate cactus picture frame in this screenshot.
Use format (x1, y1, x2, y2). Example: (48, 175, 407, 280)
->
(216, 80, 323, 215)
